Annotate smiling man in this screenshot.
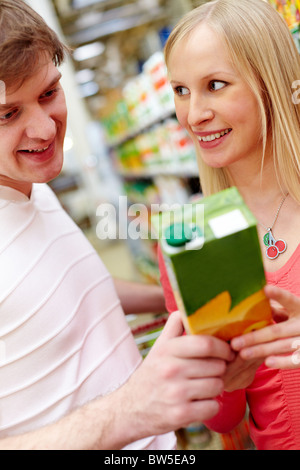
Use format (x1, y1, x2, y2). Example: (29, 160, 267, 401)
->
(0, 0, 233, 450)
(0, 65, 66, 195)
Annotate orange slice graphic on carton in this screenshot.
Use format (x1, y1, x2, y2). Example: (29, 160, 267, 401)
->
(186, 289, 272, 342)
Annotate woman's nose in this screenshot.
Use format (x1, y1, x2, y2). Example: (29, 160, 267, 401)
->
(187, 95, 214, 128)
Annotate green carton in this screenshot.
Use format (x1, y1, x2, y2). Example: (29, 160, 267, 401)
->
(152, 187, 272, 341)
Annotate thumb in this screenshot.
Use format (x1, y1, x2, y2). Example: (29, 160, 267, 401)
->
(155, 311, 185, 344)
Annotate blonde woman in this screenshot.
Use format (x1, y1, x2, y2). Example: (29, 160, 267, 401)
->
(159, 0, 300, 450)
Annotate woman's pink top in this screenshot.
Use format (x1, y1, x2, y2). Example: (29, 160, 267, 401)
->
(158, 244, 300, 450)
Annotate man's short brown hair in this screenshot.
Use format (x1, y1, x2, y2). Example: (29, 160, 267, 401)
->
(0, 0, 69, 89)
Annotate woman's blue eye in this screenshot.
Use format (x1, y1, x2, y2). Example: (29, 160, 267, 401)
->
(210, 80, 226, 91)
(174, 86, 189, 96)
(175, 86, 189, 96)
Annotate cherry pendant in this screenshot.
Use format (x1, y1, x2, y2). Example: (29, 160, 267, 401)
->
(263, 229, 287, 260)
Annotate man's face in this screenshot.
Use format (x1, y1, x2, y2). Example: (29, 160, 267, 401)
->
(0, 59, 67, 196)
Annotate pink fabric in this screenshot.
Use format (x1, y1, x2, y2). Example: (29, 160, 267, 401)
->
(158, 243, 300, 450)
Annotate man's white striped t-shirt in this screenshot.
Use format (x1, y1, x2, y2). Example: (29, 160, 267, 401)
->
(0, 183, 175, 449)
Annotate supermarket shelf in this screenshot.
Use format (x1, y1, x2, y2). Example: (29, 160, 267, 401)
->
(107, 105, 176, 148)
(117, 163, 199, 179)
(101, 51, 200, 285)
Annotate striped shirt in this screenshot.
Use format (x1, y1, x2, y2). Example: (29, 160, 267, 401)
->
(0, 184, 175, 450)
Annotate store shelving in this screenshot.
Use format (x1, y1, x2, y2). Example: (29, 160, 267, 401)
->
(99, 51, 201, 280)
(269, 0, 300, 51)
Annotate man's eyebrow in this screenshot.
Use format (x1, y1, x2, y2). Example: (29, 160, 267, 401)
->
(45, 72, 62, 91)
(0, 72, 62, 111)
(0, 100, 19, 111)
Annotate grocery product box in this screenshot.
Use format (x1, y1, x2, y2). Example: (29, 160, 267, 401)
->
(151, 187, 272, 341)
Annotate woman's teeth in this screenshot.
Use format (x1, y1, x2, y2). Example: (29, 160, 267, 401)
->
(198, 129, 231, 142)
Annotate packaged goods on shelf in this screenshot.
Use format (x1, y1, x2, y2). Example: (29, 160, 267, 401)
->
(269, 0, 300, 29)
(143, 51, 175, 113)
(123, 72, 162, 131)
(121, 51, 175, 134)
(100, 50, 202, 284)
(126, 235, 161, 283)
(123, 180, 161, 206)
(164, 118, 196, 166)
(100, 50, 198, 175)
(101, 99, 134, 145)
(113, 120, 197, 174)
(101, 51, 175, 147)
(269, 0, 300, 49)
(135, 129, 161, 169)
(113, 138, 142, 171)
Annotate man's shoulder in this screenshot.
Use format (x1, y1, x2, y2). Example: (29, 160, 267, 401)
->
(31, 183, 63, 211)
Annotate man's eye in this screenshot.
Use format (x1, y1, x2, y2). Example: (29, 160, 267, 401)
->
(209, 80, 227, 91)
(0, 109, 18, 122)
(174, 86, 189, 96)
(40, 88, 59, 100)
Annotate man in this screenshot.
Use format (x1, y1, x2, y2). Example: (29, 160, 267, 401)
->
(0, 0, 233, 450)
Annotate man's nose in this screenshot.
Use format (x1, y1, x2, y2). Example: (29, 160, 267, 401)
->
(25, 105, 56, 141)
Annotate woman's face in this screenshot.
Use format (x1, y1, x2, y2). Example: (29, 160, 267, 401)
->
(168, 24, 263, 172)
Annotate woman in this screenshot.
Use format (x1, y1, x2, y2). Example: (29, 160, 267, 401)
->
(159, 0, 300, 450)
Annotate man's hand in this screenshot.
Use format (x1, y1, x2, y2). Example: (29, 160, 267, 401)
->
(0, 312, 234, 450)
(117, 311, 235, 441)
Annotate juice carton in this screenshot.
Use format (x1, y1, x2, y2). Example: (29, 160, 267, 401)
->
(151, 187, 272, 341)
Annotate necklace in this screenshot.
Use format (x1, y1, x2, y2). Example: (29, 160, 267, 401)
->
(258, 193, 288, 260)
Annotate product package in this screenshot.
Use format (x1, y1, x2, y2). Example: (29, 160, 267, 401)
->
(151, 187, 272, 341)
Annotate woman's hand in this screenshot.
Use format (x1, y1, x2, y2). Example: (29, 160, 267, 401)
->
(231, 285, 300, 369)
(222, 353, 264, 392)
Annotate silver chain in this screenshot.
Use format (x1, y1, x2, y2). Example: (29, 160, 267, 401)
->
(258, 193, 289, 232)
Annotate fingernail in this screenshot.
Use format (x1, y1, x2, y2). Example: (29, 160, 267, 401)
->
(265, 357, 275, 368)
(241, 348, 253, 359)
(232, 337, 245, 350)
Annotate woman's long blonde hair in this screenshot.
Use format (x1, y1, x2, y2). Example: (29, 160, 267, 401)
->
(164, 0, 300, 201)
